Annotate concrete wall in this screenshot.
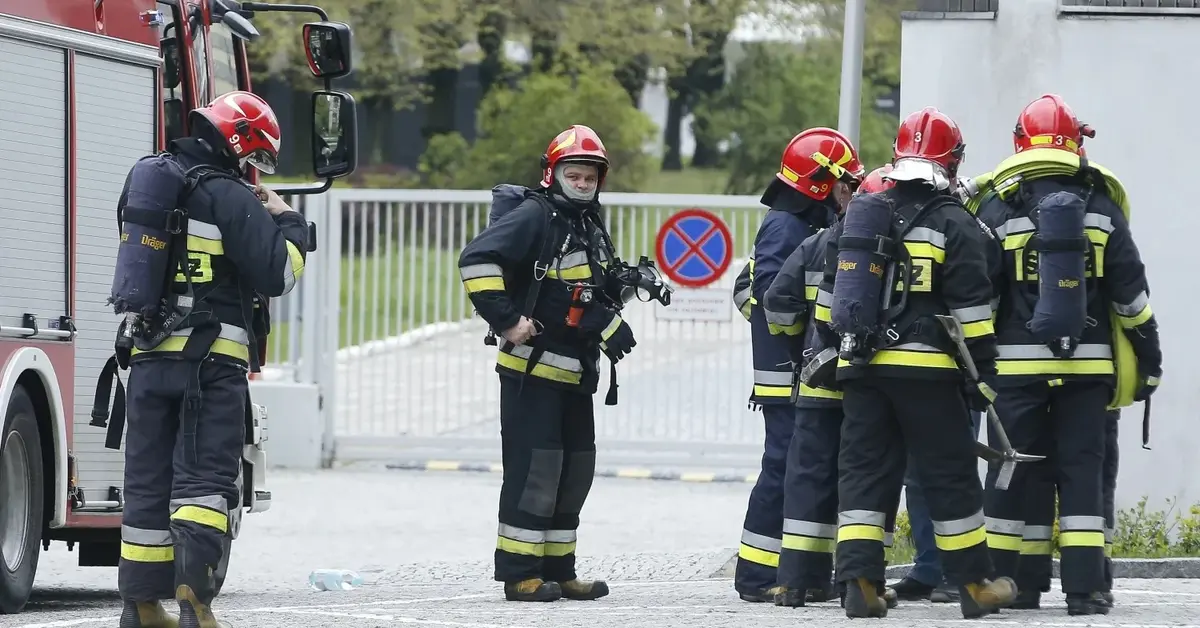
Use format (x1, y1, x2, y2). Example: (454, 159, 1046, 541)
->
(900, 0, 1200, 511)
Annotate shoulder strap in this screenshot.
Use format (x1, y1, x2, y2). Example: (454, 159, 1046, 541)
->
(521, 193, 564, 320)
(882, 195, 961, 324)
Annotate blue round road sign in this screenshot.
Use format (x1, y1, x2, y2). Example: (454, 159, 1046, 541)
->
(655, 208, 733, 288)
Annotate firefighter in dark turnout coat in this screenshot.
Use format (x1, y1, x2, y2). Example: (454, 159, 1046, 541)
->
(976, 94, 1162, 616)
(735, 128, 865, 602)
(763, 165, 896, 607)
(819, 108, 1016, 619)
(458, 125, 636, 603)
(112, 92, 308, 628)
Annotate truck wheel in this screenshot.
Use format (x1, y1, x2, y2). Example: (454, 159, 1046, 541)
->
(0, 386, 44, 614)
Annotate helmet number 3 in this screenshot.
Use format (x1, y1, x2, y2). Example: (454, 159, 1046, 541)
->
(913, 131, 922, 144)
(1054, 135, 1065, 145)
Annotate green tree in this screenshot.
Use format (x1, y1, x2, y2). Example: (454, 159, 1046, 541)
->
(694, 43, 897, 195)
(457, 64, 659, 192)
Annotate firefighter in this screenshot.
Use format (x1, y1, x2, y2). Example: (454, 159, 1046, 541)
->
(764, 165, 896, 608)
(112, 92, 308, 628)
(735, 128, 865, 602)
(819, 107, 1017, 619)
(977, 94, 1161, 616)
(457, 125, 636, 603)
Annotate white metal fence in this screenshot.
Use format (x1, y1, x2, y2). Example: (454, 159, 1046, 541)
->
(266, 188, 776, 470)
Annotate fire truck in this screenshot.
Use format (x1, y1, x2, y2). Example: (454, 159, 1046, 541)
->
(0, 0, 357, 614)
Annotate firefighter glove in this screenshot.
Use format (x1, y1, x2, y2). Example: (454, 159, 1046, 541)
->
(1134, 369, 1161, 402)
(964, 379, 997, 413)
(599, 315, 637, 363)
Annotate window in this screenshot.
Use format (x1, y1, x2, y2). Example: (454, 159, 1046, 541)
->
(191, 18, 210, 103)
(157, 1, 186, 143)
(210, 23, 241, 97)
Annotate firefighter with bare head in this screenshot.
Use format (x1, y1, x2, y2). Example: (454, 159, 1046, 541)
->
(109, 91, 309, 628)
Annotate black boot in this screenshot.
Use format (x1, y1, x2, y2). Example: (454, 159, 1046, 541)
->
(740, 585, 785, 603)
(844, 578, 888, 618)
(930, 580, 961, 603)
(958, 577, 1017, 619)
(887, 576, 935, 601)
(174, 546, 228, 628)
(119, 600, 179, 628)
(773, 587, 806, 607)
(559, 579, 609, 601)
(1066, 592, 1111, 616)
(1010, 589, 1041, 609)
(176, 586, 230, 628)
(504, 578, 562, 602)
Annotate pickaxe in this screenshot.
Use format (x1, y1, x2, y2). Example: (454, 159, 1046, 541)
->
(934, 315, 1046, 490)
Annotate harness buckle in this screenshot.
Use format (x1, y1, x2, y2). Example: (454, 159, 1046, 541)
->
(533, 261, 549, 281)
(885, 327, 900, 342)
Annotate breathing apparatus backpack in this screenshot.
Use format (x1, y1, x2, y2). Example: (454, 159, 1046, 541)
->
(827, 192, 959, 366)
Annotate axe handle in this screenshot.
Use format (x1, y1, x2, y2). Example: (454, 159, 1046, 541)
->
(1142, 396, 1152, 450)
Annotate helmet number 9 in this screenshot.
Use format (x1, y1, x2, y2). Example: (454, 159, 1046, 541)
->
(229, 133, 243, 154)
(913, 131, 922, 144)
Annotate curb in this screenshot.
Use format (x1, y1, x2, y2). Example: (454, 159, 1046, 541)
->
(886, 557, 1200, 580)
(385, 460, 759, 484)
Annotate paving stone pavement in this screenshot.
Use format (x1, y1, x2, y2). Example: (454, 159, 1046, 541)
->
(9, 469, 1200, 627)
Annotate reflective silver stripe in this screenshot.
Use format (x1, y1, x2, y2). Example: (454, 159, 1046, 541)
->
(904, 226, 946, 248)
(170, 494, 227, 515)
(1104, 527, 1115, 543)
(986, 517, 1024, 535)
(733, 287, 751, 307)
(764, 308, 799, 326)
(951, 305, 992, 324)
(498, 523, 545, 543)
(122, 525, 172, 546)
(1060, 515, 1106, 531)
(503, 343, 584, 373)
(1112, 291, 1150, 316)
(804, 271, 824, 287)
(783, 519, 836, 539)
(188, 219, 222, 241)
(601, 315, 623, 341)
(545, 529, 576, 543)
(816, 289, 833, 307)
(168, 323, 250, 345)
(1085, 212, 1114, 233)
(839, 510, 886, 527)
(889, 342, 944, 353)
(754, 370, 792, 386)
(999, 217, 1035, 237)
(460, 263, 503, 280)
(932, 510, 985, 536)
(997, 344, 1112, 360)
(1024, 525, 1053, 541)
(557, 251, 590, 268)
(741, 529, 782, 553)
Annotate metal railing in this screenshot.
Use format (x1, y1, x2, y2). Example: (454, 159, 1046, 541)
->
(266, 188, 775, 470)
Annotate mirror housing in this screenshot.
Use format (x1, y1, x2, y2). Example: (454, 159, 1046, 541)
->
(221, 10, 260, 41)
(311, 90, 357, 180)
(302, 21, 353, 80)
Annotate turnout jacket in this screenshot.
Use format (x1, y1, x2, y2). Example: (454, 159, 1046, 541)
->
(763, 225, 843, 407)
(976, 175, 1162, 383)
(458, 190, 618, 394)
(815, 185, 998, 382)
(747, 187, 837, 404)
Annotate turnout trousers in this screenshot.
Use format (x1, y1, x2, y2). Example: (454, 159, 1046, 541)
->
(119, 359, 247, 604)
(1103, 410, 1119, 591)
(837, 377, 992, 587)
(778, 406, 843, 591)
(494, 375, 596, 584)
(735, 403, 793, 594)
(984, 380, 1109, 595)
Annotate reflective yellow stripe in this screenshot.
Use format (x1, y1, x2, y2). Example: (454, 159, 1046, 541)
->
(547, 265, 592, 281)
(961, 319, 994, 339)
(120, 542, 174, 562)
(753, 385, 792, 398)
(130, 336, 249, 362)
(838, 349, 958, 369)
(1021, 540, 1053, 555)
(814, 304, 831, 323)
(935, 526, 987, 551)
(837, 524, 885, 543)
(903, 242, 944, 264)
(804, 286, 818, 301)
(497, 536, 544, 556)
(463, 277, 505, 293)
(545, 541, 576, 557)
(738, 543, 779, 567)
(1116, 304, 1153, 329)
(782, 535, 836, 554)
(1059, 531, 1106, 548)
(798, 383, 842, 400)
(186, 234, 224, 255)
(496, 352, 582, 385)
(997, 359, 1114, 376)
(170, 505, 228, 533)
(767, 320, 804, 336)
(601, 315, 623, 341)
(986, 533, 1022, 552)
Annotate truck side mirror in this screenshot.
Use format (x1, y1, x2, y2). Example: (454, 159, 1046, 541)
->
(222, 10, 260, 41)
(302, 21, 353, 80)
(311, 90, 357, 180)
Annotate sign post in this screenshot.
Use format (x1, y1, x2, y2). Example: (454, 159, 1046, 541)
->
(654, 208, 734, 322)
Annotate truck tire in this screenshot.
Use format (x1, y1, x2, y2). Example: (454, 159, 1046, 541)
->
(0, 386, 44, 614)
